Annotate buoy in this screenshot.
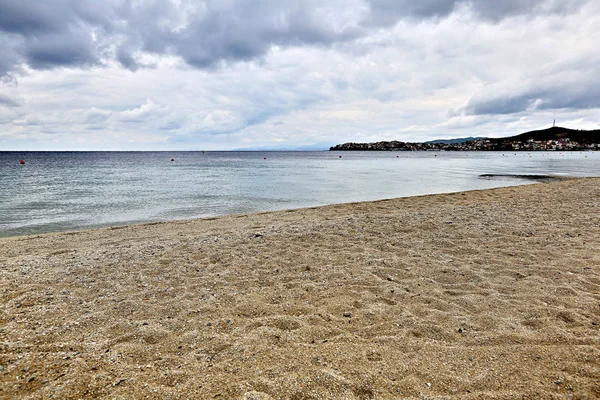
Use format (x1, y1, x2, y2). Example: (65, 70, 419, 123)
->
(339, 155, 342, 158)
(264, 157, 267, 160)
(19, 160, 25, 165)
(171, 158, 174, 161)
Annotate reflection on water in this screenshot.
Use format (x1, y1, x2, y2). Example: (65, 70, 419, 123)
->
(1, 151, 598, 237)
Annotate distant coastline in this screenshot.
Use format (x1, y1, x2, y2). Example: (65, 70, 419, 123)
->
(330, 126, 600, 151)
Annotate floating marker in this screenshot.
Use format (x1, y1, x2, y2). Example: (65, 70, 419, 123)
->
(19, 159, 25, 165)
(339, 155, 342, 158)
(264, 157, 267, 160)
(171, 158, 174, 161)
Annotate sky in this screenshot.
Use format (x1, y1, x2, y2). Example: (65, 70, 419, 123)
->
(1, 0, 600, 150)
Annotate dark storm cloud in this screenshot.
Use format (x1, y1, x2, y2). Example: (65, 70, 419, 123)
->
(116, 48, 140, 72)
(454, 54, 600, 116)
(0, 0, 119, 75)
(0, 0, 117, 34)
(0, 0, 69, 35)
(457, 94, 533, 116)
(0, 38, 19, 77)
(0, 0, 589, 76)
(459, 82, 600, 116)
(128, 0, 364, 69)
(25, 31, 98, 69)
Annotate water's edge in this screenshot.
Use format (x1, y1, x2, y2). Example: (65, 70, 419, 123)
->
(0, 177, 567, 239)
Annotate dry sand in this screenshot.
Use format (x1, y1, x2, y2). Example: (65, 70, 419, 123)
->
(1, 178, 599, 399)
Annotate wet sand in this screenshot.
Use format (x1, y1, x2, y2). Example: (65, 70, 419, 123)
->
(1, 178, 599, 399)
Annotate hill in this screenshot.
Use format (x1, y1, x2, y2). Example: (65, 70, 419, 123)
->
(424, 136, 486, 144)
(494, 126, 600, 144)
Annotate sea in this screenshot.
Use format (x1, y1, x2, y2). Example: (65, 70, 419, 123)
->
(1, 151, 599, 237)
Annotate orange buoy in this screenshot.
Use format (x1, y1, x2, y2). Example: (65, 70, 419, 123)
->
(19, 159, 25, 165)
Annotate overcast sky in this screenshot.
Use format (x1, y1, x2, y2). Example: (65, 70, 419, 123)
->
(1, 0, 599, 150)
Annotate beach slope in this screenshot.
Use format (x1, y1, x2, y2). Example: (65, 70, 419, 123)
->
(1, 178, 599, 399)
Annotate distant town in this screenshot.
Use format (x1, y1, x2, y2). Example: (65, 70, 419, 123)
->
(330, 126, 600, 151)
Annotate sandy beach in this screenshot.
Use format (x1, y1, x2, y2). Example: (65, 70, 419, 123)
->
(1, 178, 599, 399)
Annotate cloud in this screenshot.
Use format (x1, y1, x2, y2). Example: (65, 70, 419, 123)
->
(152, 0, 366, 68)
(25, 31, 98, 70)
(116, 48, 139, 72)
(0, 0, 116, 75)
(2, 0, 600, 150)
(0, 0, 591, 77)
(119, 99, 164, 122)
(159, 118, 181, 131)
(0, 0, 70, 35)
(455, 57, 600, 116)
(84, 107, 112, 124)
(12, 117, 40, 126)
(468, 0, 587, 21)
(0, 93, 20, 107)
(348, 0, 587, 27)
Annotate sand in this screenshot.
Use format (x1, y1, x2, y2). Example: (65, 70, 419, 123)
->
(1, 178, 599, 399)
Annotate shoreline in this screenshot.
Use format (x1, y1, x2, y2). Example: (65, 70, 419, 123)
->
(0, 174, 568, 240)
(1, 178, 599, 399)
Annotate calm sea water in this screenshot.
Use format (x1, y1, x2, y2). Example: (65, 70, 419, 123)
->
(1, 151, 598, 237)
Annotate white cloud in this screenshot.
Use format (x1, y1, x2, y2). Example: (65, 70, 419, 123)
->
(119, 99, 164, 122)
